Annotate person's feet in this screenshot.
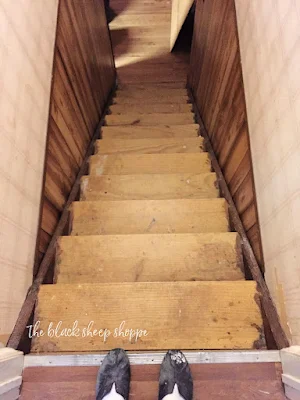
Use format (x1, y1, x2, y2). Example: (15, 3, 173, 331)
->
(96, 348, 130, 400)
(158, 350, 193, 400)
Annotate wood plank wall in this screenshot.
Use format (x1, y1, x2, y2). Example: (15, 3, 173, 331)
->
(36, 0, 115, 271)
(188, 0, 264, 267)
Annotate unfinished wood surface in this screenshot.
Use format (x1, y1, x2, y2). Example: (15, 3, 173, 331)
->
(105, 113, 195, 126)
(21, 363, 286, 400)
(189, 0, 263, 266)
(80, 173, 218, 201)
(56, 233, 244, 283)
(115, 88, 187, 98)
(109, 103, 192, 114)
(89, 153, 211, 175)
(32, 281, 263, 351)
(70, 199, 229, 236)
(95, 137, 203, 154)
(118, 82, 188, 90)
(37, 0, 115, 265)
(113, 95, 189, 105)
(101, 125, 199, 139)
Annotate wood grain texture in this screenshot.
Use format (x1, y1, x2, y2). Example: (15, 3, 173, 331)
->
(31, 281, 263, 351)
(95, 137, 203, 154)
(109, 103, 192, 114)
(70, 199, 229, 236)
(55, 233, 244, 283)
(112, 95, 189, 104)
(105, 113, 195, 126)
(89, 153, 211, 175)
(101, 125, 199, 139)
(80, 173, 218, 201)
(37, 0, 115, 269)
(115, 88, 188, 98)
(188, 0, 263, 267)
(21, 363, 286, 400)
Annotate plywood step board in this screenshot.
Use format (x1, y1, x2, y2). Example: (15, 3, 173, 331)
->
(115, 88, 188, 98)
(55, 233, 244, 283)
(89, 153, 211, 175)
(70, 199, 229, 236)
(112, 96, 189, 105)
(100, 125, 200, 139)
(118, 82, 187, 90)
(95, 137, 203, 154)
(105, 113, 195, 126)
(109, 103, 193, 114)
(32, 281, 264, 352)
(80, 173, 218, 201)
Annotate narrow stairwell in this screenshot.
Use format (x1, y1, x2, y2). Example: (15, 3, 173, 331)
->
(31, 71, 265, 353)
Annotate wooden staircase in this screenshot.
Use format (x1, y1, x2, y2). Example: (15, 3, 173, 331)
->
(32, 82, 265, 353)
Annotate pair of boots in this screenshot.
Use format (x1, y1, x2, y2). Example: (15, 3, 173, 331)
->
(96, 349, 193, 400)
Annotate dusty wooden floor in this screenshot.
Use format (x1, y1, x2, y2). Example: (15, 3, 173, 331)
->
(21, 363, 286, 399)
(109, 0, 190, 80)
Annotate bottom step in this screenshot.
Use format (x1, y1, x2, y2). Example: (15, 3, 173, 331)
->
(32, 282, 264, 352)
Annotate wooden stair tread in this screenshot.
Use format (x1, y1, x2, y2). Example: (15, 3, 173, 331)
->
(55, 233, 244, 283)
(109, 103, 193, 114)
(112, 96, 189, 105)
(115, 88, 187, 98)
(89, 153, 211, 175)
(101, 125, 199, 139)
(95, 137, 203, 154)
(80, 173, 218, 201)
(32, 281, 264, 352)
(105, 113, 195, 126)
(70, 198, 229, 236)
(118, 82, 187, 90)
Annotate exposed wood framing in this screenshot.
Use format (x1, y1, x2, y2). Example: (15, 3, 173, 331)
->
(189, 89, 289, 350)
(7, 85, 116, 350)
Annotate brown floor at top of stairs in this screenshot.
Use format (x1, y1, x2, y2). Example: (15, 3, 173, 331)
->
(21, 363, 286, 399)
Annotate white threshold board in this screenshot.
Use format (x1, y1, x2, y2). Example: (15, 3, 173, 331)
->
(24, 350, 281, 367)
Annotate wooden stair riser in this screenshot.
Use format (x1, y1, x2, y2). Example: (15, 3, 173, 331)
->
(109, 103, 193, 114)
(105, 113, 195, 126)
(55, 233, 244, 283)
(101, 125, 200, 139)
(70, 199, 229, 236)
(32, 282, 264, 352)
(114, 88, 188, 98)
(89, 153, 211, 176)
(80, 173, 218, 201)
(95, 137, 204, 154)
(112, 96, 189, 105)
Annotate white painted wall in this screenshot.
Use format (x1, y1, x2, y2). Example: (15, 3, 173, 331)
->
(235, 0, 300, 344)
(0, 0, 58, 343)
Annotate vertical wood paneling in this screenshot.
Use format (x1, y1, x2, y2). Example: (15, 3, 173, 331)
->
(36, 0, 115, 269)
(188, 0, 263, 267)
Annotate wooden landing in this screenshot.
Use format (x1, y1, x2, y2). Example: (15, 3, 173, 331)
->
(21, 363, 286, 400)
